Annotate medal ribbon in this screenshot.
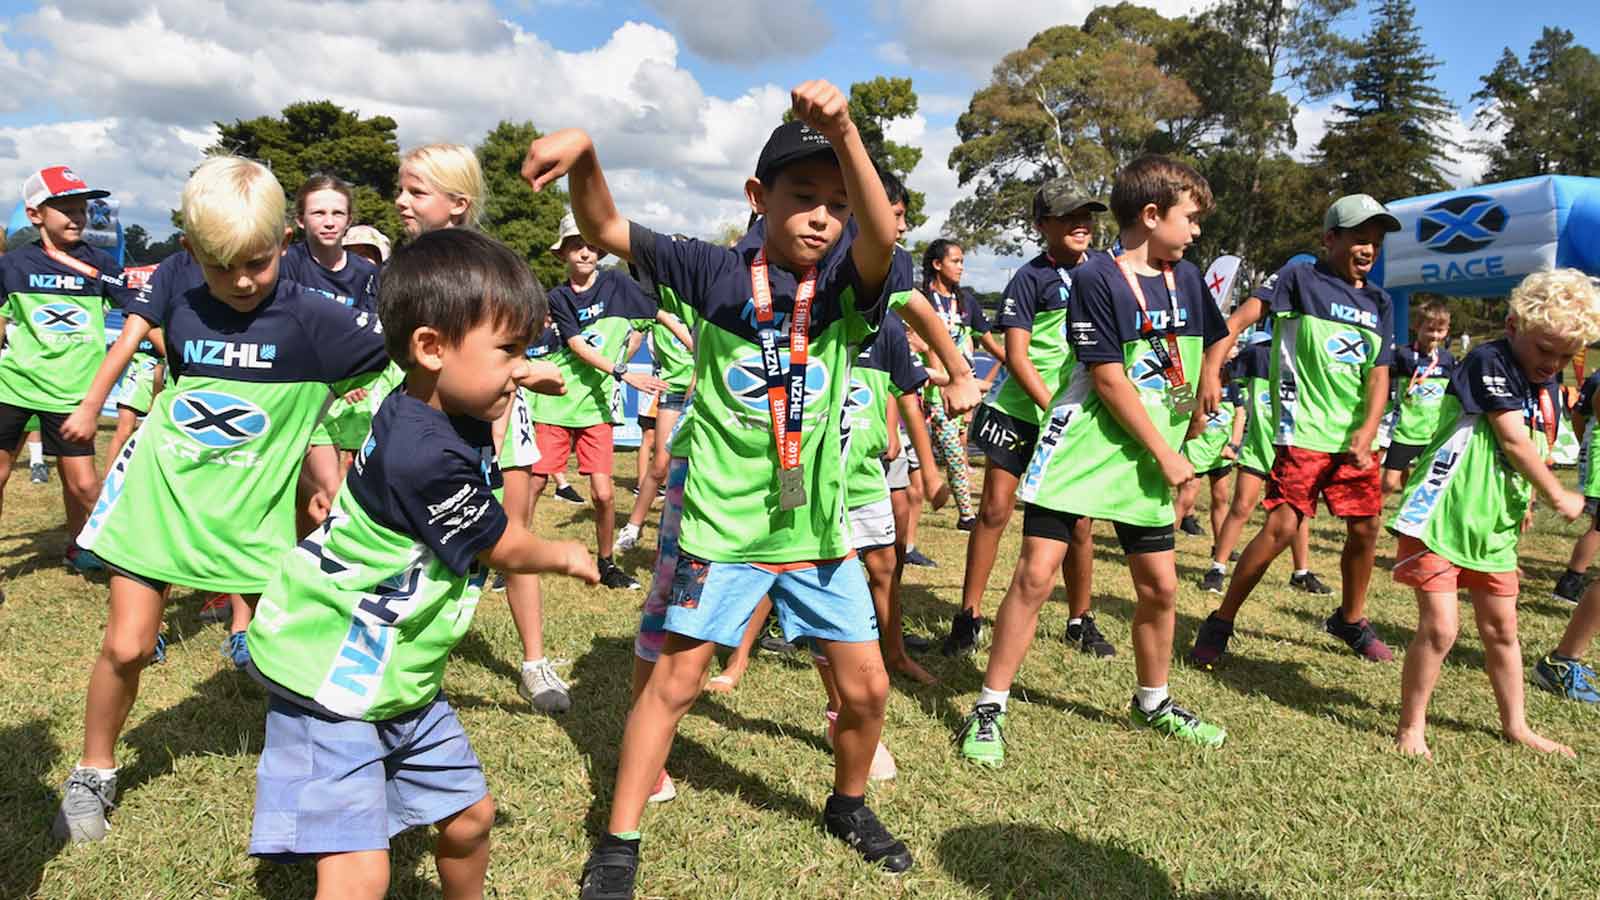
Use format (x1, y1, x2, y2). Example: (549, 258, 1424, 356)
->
(1407, 347, 1438, 396)
(1114, 257, 1186, 388)
(41, 243, 124, 290)
(1531, 386, 1558, 448)
(750, 249, 816, 471)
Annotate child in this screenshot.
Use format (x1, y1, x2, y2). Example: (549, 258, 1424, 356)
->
(105, 326, 165, 465)
(52, 157, 392, 842)
(959, 155, 1230, 767)
(341, 224, 390, 267)
(947, 180, 1106, 657)
(1189, 195, 1400, 668)
(522, 82, 982, 897)
(528, 214, 671, 589)
(245, 227, 598, 893)
(0, 165, 134, 571)
(1174, 343, 1243, 541)
(1391, 268, 1598, 758)
(1553, 365, 1600, 603)
(1381, 300, 1455, 496)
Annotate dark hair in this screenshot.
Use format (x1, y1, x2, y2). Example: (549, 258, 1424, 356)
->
(879, 165, 909, 208)
(379, 229, 545, 368)
(921, 238, 961, 290)
(1109, 155, 1214, 229)
(295, 173, 354, 217)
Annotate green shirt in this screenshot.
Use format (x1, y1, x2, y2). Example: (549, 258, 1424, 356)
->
(0, 242, 133, 412)
(844, 312, 927, 508)
(651, 285, 698, 393)
(531, 269, 655, 427)
(985, 253, 1080, 426)
(1234, 341, 1277, 474)
(1390, 344, 1458, 446)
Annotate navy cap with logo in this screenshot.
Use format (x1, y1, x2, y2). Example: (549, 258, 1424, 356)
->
(754, 121, 838, 183)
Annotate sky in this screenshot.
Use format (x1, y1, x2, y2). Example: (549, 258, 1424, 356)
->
(0, 0, 1595, 288)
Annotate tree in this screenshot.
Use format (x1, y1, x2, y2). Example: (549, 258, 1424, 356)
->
(1315, 0, 1456, 202)
(784, 77, 929, 229)
(122, 223, 183, 265)
(1473, 28, 1600, 180)
(946, 18, 1198, 254)
(473, 120, 571, 290)
(206, 100, 403, 240)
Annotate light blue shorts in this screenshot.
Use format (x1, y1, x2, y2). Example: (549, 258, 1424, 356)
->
(249, 693, 487, 862)
(664, 551, 878, 648)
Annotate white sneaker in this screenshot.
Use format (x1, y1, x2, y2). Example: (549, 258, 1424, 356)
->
(518, 659, 571, 714)
(614, 522, 641, 553)
(648, 768, 676, 803)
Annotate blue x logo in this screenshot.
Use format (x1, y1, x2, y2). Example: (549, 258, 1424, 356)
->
(1417, 195, 1508, 255)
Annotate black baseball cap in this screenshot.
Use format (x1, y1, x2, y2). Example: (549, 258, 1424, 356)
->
(754, 121, 838, 182)
(1033, 178, 1107, 220)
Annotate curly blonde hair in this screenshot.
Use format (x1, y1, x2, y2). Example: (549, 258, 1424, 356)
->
(1509, 268, 1600, 346)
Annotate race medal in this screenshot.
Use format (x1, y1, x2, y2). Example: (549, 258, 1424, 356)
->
(1167, 380, 1197, 414)
(778, 465, 807, 510)
(750, 248, 817, 512)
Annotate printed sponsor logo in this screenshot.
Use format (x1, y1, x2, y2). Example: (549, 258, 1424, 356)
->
(1418, 195, 1508, 255)
(577, 301, 605, 322)
(1328, 302, 1378, 330)
(724, 350, 829, 417)
(1395, 447, 1460, 528)
(427, 484, 476, 523)
(842, 375, 874, 425)
(29, 273, 86, 291)
(1131, 307, 1187, 332)
(182, 338, 277, 369)
(1129, 352, 1170, 392)
(31, 301, 88, 333)
(170, 390, 270, 449)
(1324, 330, 1369, 365)
(739, 298, 791, 334)
(1481, 374, 1512, 399)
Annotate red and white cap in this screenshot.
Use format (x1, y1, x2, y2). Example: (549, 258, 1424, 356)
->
(22, 165, 109, 209)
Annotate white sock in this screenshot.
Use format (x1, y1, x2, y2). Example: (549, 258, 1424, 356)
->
(1209, 561, 1226, 574)
(76, 764, 118, 780)
(977, 685, 1009, 711)
(1136, 685, 1169, 713)
(28, 440, 43, 466)
(521, 657, 547, 672)
(1293, 568, 1310, 578)
(1068, 616, 1083, 627)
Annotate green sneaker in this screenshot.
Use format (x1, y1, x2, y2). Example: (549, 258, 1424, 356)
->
(957, 702, 1006, 767)
(1129, 696, 1226, 748)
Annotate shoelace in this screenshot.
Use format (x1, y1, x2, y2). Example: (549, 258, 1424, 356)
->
(152, 633, 168, 664)
(65, 770, 116, 811)
(1079, 616, 1107, 647)
(1158, 700, 1201, 728)
(963, 704, 1004, 744)
(1567, 662, 1598, 693)
(531, 662, 569, 693)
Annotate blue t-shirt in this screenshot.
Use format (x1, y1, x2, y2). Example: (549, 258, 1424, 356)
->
(280, 242, 381, 311)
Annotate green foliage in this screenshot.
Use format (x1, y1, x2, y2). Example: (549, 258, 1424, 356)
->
(1473, 28, 1600, 180)
(474, 120, 570, 290)
(1315, 0, 1457, 201)
(121, 223, 183, 266)
(205, 100, 403, 241)
(783, 77, 928, 228)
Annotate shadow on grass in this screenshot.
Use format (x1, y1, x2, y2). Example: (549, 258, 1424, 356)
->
(118, 669, 268, 799)
(0, 718, 64, 899)
(251, 826, 444, 899)
(938, 823, 1269, 900)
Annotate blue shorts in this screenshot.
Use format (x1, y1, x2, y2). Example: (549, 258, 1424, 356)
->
(249, 693, 488, 862)
(664, 552, 878, 648)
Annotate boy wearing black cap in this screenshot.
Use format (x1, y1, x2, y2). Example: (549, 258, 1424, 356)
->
(523, 81, 982, 899)
(1189, 194, 1401, 668)
(945, 179, 1109, 657)
(0, 165, 132, 568)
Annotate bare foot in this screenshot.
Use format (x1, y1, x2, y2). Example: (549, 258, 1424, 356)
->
(888, 654, 939, 685)
(705, 671, 742, 694)
(1507, 729, 1576, 758)
(1395, 729, 1432, 760)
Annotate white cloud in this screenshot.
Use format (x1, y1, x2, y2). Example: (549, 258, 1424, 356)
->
(641, 0, 833, 65)
(1290, 100, 1494, 190)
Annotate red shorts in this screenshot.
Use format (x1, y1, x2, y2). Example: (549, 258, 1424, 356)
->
(1264, 445, 1381, 519)
(532, 422, 613, 476)
(1392, 535, 1519, 596)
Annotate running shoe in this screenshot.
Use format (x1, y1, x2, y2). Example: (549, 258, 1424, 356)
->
(1179, 515, 1204, 536)
(757, 614, 797, 653)
(64, 544, 104, 572)
(1532, 655, 1600, 704)
(196, 592, 234, 623)
(956, 516, 977, 532)
(1290, 570, 1334, 595)
(1129, 696, 1226, 747)
(554, 484, 585, 505)
(579, 837, 639, 900)
(822, 799, 913, 873)
(29, 462, 48, 484)
(647, 769, 676, 804)
(941, 609, 983, 657)
(1187, 612, 1234, 668)
(1324, 611, 1393, 662)
(1199, 567, 1225, 594)
(223, 630, 251, 668)
(598, 558, 640, 590)
(152, 633, 168, 665)
(1065, 614, 1115, 658)
(52, 767, 118, 843)
(518, 659, 572, 714)
(903, 547, 938, 568)
(614, 522, 641, 553)
(1553, 571, 1585, 605)
(956, 702, 1006, 768)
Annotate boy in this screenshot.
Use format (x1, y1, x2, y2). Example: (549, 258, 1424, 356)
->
(529, 214, 671, 589)
(1174, 343, 1244, 542)
(946, 180, 1108, 658)
(522, 81, 981, 898)
(959, 155, 1230, 767)
(1382, 300, 1455, 496)
(52, 157, 395, 842)
(1391, 268, 1596, 758)
(246, 227, 598, 894)
(0, 165, 134, 570)
(1188, 195, 1400, 668)
(1553, 364, 1600, 603)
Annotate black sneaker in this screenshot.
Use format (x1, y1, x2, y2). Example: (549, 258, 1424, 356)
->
(757, 613, 798, 653)
(956, 516, 977, 532)
(904, 547, 938, 567)
(1323, 610, 1393, 662)
(1187, 612, 1234, 668)
(578, 837, 639, 900)
(823, 799, 913, 873)
(598, 558, 640, 590)
(1290, 570, 1333, 595)
(1229, 549, 1240, 562)
(1554, 570, 1585, 605)
(1198, 567, 1225, 594)
(1179, 515, 1204, 536)
(941, 609, 983, 657)
(902, 632, 933, 653)
(1065, 614, 1115, 657)
(554, 484, 585, 505)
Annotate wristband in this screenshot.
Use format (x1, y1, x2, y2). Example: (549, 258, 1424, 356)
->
(612, 362, 628, 379)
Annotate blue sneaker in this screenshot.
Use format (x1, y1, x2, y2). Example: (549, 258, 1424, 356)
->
(1532, 655, 1600, 704)
(223, 631, 250, 669)
(65, 545, 105, 572)
(152, 633, 168, 665)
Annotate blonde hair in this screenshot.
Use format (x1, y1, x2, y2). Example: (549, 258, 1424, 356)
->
(400, 143, 486, 229)
(181, 156, 286, 266)
(1509, 268, 1600, 345)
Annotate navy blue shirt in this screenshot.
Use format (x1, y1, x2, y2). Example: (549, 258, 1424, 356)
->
(1070, 254, 1227, 366)
(280, 242, 381, 311)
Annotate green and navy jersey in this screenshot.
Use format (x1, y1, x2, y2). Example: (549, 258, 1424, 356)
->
(923, 286, 988, 405)
(1392, 339, 1560, 572)
(1260, 261, 1394, 453)
(0, 241, 134, 412)
(1575, 370, 1600, 497)
(1234, 341, 1276, 473)
(280, 242, 381, 311)
(249, 389, 505, 721)
(1019, 252, 1227, 526)
(637, 221, 890, 562)
(1390, 344, 1457, 445)
(652, 288, 698, 393)
(531, 269, 656, 427)
(985, 252, 1080, 426)
(844, 311, 927, 508)
(78, 252, 389, 593)
(1183, 365, 1239, 471)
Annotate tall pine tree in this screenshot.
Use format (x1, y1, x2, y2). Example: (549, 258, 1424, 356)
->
(1315, 0, 1456, 201)
(1473, 28, 1600, 179)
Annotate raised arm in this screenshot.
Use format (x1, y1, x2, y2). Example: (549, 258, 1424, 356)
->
(522, 130, 632, 262)
(789, 81, 895, 298)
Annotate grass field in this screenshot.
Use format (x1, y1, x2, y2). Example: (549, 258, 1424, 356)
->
(3, 426, 1598, 899)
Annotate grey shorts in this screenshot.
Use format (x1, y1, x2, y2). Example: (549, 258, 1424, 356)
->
(848, 497, 896, 551)
(882, 453, 911, 490)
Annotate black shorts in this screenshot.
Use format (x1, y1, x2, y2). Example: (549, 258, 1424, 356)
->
(637, 415, 657, 431)
(1197, 464, 1234, 479)
(0, 404, 93, 457)
(971, 405, 1040, 478)
(1237, 464, 1270, 480)
(1383, 441, 1427, 472)
(1021, 504, 1174, 555)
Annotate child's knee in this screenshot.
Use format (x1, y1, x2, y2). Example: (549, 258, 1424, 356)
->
(836, 665, 889, 718)
(1012, 560, 1058, 603)
(1134, 573, 1177, 610)
(439, 795, 495, 846)
(1346, 516, 1380, 546)
(647, 662, 706, 711)
(1416, 611, 1459, 652)
(101, 630, 154, 672)
(590, 480, 614, 506)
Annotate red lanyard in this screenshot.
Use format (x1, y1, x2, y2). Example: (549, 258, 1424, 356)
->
(1407, 348, 1438, 395)
(41, 242, 123, 290)
(750, 249, 816, 471)
(1113, 257, 1186, 387)
(1530, 387, 1557, 447)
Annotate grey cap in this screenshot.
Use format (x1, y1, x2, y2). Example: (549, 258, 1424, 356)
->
(1033, 179, 1108, 219)
(1324, 194, 1401, 233)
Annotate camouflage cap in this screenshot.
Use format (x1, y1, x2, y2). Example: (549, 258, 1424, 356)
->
(1033, 179, 1108, 219)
